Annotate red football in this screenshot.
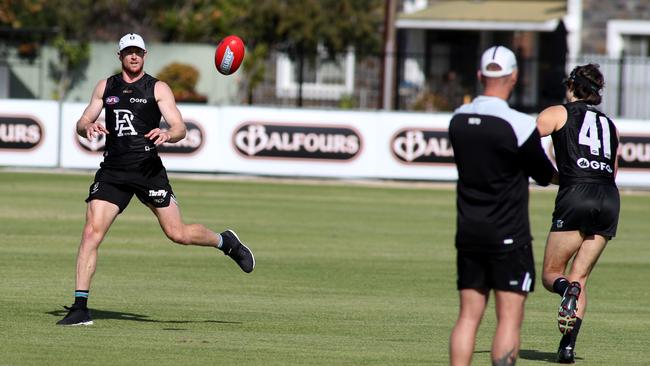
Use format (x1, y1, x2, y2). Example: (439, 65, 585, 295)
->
(214, 35, 245, 75)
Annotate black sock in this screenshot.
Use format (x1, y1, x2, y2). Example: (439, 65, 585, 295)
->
(570, 317, 582, 348)
(73, 290, 89, 309)
(553, 277, 570, 296)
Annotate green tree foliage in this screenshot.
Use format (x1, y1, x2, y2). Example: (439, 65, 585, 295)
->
(1, 0, 383, 102)
(154, 0, 245, 43)
(235, 0, 382, 58)
(233, 0, 384, 103)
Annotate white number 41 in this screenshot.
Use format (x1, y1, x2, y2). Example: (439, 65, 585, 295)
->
(579, 110, 611, 159)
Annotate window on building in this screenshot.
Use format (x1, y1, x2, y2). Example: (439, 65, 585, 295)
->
(276, 46, 355, 100)
(623, 35, 650, 56)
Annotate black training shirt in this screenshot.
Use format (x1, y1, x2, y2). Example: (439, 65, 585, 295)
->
(449, 96, 555, 252)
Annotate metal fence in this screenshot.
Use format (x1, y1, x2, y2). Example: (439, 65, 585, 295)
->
(245, 50, 650, 120)
(3, 45, 650, 120)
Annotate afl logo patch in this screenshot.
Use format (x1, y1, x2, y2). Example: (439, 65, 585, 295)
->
(105, 96, 119, 105)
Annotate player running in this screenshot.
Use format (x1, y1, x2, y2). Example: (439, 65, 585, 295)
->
(57, 33, 255, 326)
(536, 64, 619, 363)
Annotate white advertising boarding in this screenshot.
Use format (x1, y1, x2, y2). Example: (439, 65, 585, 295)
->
(0, 99, 59, 167)
(59, 103, 219, 172)
(2, 99, 650, 188)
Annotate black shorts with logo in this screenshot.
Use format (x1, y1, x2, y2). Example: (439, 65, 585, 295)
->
(457, 243, 535, 293)
(85, 157, 175, 213)
(551, 183, 619, 238)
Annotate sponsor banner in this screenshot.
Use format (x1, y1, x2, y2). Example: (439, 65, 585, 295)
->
(375, 112, 458, 180)
(233, 122, 361, 160)
(217, 106, 376, 178)
(0, 99, 59, 167)
(60, 102, 105, 169)
(157, 104, 217, 171)
(4, 100, 650, 187)
(391, 128, 454, 164)
(60, 103, 218, 171)
(618, 135, 650, 169)
(611, 120, 650, 186)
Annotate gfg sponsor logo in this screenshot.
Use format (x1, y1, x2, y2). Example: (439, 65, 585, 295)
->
(0, 116, 43, 150)
(233, 123, 361, 160)
(76, 119, 204, 154)
(618, 135, 650, 169)
(130, 97, 147, 104)
(391, 129, 454, 164)
(576, 158, 613, 173)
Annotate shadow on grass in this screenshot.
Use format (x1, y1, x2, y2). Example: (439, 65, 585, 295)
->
(47, 307, 242, 325)
(474, 349, 582, 363)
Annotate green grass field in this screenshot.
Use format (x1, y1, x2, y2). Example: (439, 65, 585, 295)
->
(1, 171, 648, 365)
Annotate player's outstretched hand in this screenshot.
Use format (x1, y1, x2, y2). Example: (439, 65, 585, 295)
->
(85, 122, 109, 140)
(145, 128, 171, 146)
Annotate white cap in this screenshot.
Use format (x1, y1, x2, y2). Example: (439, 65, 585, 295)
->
(118, 33, 146, 52)
(480, 45, 517, 77)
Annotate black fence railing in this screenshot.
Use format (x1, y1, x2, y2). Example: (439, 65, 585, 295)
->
(245, 50, 650, 120)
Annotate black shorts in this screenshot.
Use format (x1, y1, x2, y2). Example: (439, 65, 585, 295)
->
(551, 183, 619, 238)
(85, 158, 175, 213)
(457, 243, 535, 293)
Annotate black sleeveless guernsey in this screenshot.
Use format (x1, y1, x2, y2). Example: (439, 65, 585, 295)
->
(101, 73, 162, 170)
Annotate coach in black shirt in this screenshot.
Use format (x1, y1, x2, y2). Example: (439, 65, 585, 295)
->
(448, 45, 556, 366)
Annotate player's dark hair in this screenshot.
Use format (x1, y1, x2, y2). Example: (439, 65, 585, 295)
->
(566, 64, 604, 105)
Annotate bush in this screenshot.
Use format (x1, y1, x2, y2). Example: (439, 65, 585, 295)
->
(156, 63, 207, 103)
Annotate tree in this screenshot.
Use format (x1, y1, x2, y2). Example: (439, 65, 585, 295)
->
(0, 0, 168, 100)
(1, 0, 384, 104)
(233, 0, 384, 105)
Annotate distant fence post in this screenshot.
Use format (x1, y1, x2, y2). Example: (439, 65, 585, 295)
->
(617, 51, 625, 117)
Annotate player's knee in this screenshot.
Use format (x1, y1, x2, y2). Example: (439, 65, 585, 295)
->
(81, 223, 104, 245)
(541, 274, 558, 292)
(166, 228, 190, 245)
(541, 275, 553, 289)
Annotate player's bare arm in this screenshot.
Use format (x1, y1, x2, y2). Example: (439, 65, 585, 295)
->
(146, 81, 187, 145)
(76, 79, 109, 140)
(536, 105, 567, 137)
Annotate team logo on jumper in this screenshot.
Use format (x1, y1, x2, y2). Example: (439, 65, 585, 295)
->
(618, 135, 650, 170)
(0, 115, 43, 150)
(113, 109, 137, 137)
(576, 158, 613, 173)
(105, 96, 119, 105)
(391, 129, 454, 164)
(90, 182, 100, 194)
(555, 219, 564, 228)
(233, 122, 361, 160)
